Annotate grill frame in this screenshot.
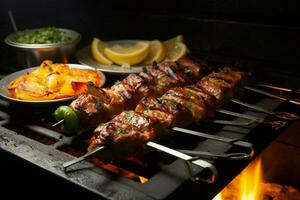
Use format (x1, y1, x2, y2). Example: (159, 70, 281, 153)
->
(0, 95, 285, 199)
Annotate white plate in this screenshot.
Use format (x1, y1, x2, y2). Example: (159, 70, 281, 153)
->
(76, 40, 149, 75)
(0, 64, 106, 104)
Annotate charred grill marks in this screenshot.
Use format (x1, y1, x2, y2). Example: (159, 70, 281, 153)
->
(89, 69, 249, 162)
(70, 57, 209, 130)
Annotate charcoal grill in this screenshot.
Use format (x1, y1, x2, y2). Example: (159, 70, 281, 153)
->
(0, 78, 297, 200)
(1, 1, 300, 199)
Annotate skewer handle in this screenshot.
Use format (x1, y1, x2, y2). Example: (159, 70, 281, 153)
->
(63, 146, 104, 169)
(147, 141, 218, 183)
(244, 86, 300, 106)
(172, 127, 255, 157)
(206, 119, 257, 126)
(179, 149, 251, 160)
(231, 99, 299, 121)
(216, 109, 286, 129)
(258, 84, 300, 95)
(52, 119, 64, 127)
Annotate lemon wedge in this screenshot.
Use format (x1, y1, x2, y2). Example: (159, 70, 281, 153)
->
(164, 41, 187, 61)
(91, 38, 113, 65)
(104, 42, 149, 65)
(163, 35, 184, 47)
(143, 40, 166, 65)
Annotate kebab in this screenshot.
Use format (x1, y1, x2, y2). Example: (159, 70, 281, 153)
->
(61, 63, 299, 176)
(87, 69, 249, 163)
(54, 56, 211, 134)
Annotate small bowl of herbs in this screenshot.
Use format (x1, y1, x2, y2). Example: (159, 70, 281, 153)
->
(5, 27, 81, 67)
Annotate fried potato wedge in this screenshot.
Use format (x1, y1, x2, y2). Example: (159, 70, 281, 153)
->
(8, 60, 102, 100)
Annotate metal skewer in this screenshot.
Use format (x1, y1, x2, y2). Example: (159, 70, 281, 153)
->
(178, 149, 251, 160)
(215, 109, 286, 130)
(53, 119, 254, 152)
(244, 86, 300, 106)
(63, 146, 104, 169)
(63, 141, 218, 183)
(205, 119, 258, 127)
(146, 141, 218, 183)
(52, 107, 285, 129)
(258, 84, 300, 95)
(58, 122, 254, 167)
(52, 119, 64, 127)
(230, 99, 299, 121)
(172, 127, 254, 158)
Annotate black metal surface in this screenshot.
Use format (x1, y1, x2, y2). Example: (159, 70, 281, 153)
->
(1, 0, 300, 72)
(0, 87, 293, 200)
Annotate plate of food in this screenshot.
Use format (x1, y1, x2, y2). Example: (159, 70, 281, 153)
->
(0, 60, 106, 104)
(76, 35, 187, 75)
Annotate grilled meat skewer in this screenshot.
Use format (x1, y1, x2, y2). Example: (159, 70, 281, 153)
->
(88, 70, 248, 162)
(68, 57, 210, 130)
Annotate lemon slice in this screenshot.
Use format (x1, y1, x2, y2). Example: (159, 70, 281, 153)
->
(91, 38, 113, 65)
(164, 42, 187, 61)
(163, 35, 184, 47)
(104, 42, 149, 65)
(143, 40, 166, 65)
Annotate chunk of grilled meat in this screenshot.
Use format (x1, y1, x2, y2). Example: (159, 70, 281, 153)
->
(70, 93, 108, 128)
(70, 56, 209, 130)
(199, 76, 233, 106)
(161, 87, 212, 122)
(184, 85, 217, 118)
(135, 97, 193, 130)
(199, 70, 248, 106)
(88, 111, 156, 162)
(88, 69, 249, 163)
(208, 70, 248, 97)
(176, 56, 210, 77)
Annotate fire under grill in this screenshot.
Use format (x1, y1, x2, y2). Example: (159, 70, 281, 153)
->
(0, 74, 299, 199)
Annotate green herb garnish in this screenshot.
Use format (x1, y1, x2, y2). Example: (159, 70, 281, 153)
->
(184, 69, 192, 75)
(146, 103, 156, 110)
(166, 92, 179, 97)
(126, 112, 134, 121)
(13, 27, 72, 44)
(142, 67, 148, 73)
(117, 128, 127, 134)
(114, 80, 121, 85)
(166, 99, 176, 108)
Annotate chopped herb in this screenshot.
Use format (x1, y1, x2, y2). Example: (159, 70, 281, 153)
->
(146, 103, 156, 109)
(13, 27, 72, 44)
(187, 90, 193, 97)
(126, 112, 134, 121)
(184, 69, 193, 75)
(114, 80, 121, 85)
(166, 92, 179, 97)
(152, 78, 158, 86)
(117, 128, 127, 134)
(142, 67, 148, 73)
(166, 100, 176, 108)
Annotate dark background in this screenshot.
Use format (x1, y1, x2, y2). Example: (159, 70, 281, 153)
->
(1, 0, 300, 72)
(0, 0, 300, 199)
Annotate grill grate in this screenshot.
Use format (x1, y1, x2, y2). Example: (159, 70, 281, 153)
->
(0, 90, 291, 199)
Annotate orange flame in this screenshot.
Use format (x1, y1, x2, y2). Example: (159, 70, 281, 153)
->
(240, 159, 264, 200)
(139, 176, 149, 184)
(91, 158, 149, 184)
(213, 158, 264, 200)
(58, 145, 149, 184)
